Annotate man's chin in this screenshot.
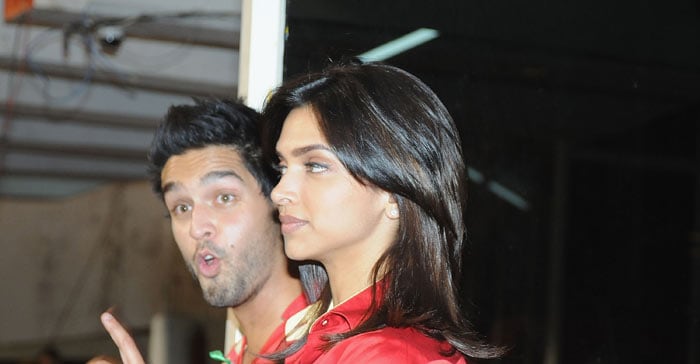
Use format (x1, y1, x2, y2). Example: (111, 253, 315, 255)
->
(200, 281, 237, 307)
(201, 289, 229, 307)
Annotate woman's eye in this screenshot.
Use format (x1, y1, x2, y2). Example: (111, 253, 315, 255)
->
(306, 162, 328, 173)
(273, 164, 287, 175)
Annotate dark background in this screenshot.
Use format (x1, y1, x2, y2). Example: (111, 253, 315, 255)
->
(282, 1, 699, 363)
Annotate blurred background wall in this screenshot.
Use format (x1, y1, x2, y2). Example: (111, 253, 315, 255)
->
(0, 181, 224, 362)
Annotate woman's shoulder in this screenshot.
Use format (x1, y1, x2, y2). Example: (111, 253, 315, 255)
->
(325, 326, 467, 363)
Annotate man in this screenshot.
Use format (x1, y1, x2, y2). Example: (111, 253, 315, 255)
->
(93, 98, 307, 364)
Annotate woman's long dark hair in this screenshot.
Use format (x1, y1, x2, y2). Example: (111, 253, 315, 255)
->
(261, 61, 505, 360)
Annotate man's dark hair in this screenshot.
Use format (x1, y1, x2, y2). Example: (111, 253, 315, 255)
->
(147, 98, 276, 199)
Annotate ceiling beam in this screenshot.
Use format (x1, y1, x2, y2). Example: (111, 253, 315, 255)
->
(0, 56, 237, 98)
(0, 150, 147, 180)
(0, 102, 160, 129)
(0, 140, 147, 161)
(0, 175, 106, 199)
(9, 8, 240, 49)
(0, 168, 144, 181)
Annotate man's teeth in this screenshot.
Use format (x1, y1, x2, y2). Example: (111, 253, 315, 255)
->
(204, 254, 214, 264)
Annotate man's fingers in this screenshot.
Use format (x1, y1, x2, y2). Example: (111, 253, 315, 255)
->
(86, 354, 121, 364)
(100, 312, 145, 364)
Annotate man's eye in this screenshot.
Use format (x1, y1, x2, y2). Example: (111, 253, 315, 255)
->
(217, 194, 236, 204)
(172, 204, 190, 215)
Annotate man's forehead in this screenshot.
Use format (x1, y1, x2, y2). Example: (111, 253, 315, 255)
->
(161, 146, 252, 191)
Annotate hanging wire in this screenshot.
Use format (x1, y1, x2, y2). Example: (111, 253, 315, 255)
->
(20, 9, 240, 105)
(22, 15, 97, 104)
(111, 11, 234, 71)
(55, 10, 239, 93)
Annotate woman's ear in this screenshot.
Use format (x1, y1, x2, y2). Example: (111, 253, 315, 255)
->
(384, 194, 399, 220)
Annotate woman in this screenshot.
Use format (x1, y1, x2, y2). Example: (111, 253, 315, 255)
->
(262, 61, 504, 363)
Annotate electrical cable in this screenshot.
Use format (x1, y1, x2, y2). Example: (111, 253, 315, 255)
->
(68, 10, 238, 71)
(23, 27, 96, 104)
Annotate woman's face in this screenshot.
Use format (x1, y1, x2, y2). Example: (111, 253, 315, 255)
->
(271, 105, 398, 270)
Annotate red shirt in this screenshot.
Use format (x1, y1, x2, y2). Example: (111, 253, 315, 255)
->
(227, 293, 309, 364)
(285, 286, 467, 363)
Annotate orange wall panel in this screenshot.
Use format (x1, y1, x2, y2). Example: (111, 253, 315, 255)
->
(4, 0, 33, 21)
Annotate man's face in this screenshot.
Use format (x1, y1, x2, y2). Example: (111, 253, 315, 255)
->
(160, 145, 280, 307)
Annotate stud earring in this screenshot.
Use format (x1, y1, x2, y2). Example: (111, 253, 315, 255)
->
(389, 208, 399, 218)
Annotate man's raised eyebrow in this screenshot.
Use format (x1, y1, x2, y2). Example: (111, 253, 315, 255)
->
(162, 181, 179, 195)
(201, 170, 244, 184)
(277, 144, 332, 159)
(161, 170, 243, 195)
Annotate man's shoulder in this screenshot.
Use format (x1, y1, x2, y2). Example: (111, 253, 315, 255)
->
(284, 295, 315, 342)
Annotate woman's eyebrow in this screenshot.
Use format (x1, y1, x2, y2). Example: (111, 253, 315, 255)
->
(278, 144, 332, 158)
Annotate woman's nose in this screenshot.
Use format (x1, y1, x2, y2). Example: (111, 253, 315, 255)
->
(271, 174, 296, 207)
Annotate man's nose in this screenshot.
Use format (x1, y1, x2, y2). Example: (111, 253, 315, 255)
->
(189, 205, 216, 240)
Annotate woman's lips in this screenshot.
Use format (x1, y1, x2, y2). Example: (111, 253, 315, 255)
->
(278, 214, 308, 234)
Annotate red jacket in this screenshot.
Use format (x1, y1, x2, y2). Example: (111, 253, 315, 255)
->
(285, 286, 467, 363)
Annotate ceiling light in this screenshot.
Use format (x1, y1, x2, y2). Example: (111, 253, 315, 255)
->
(357, 28, 439, 62)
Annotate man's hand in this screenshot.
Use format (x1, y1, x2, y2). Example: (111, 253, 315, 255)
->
(86, 354, 121, 364)
(87, 312, 145, 364)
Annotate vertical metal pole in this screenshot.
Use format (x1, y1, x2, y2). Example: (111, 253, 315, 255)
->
(225, 0, 286, 354)
(689, 127, 700, 364)
(544, 140, 569, 364)
(236, 0, 286, 111)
